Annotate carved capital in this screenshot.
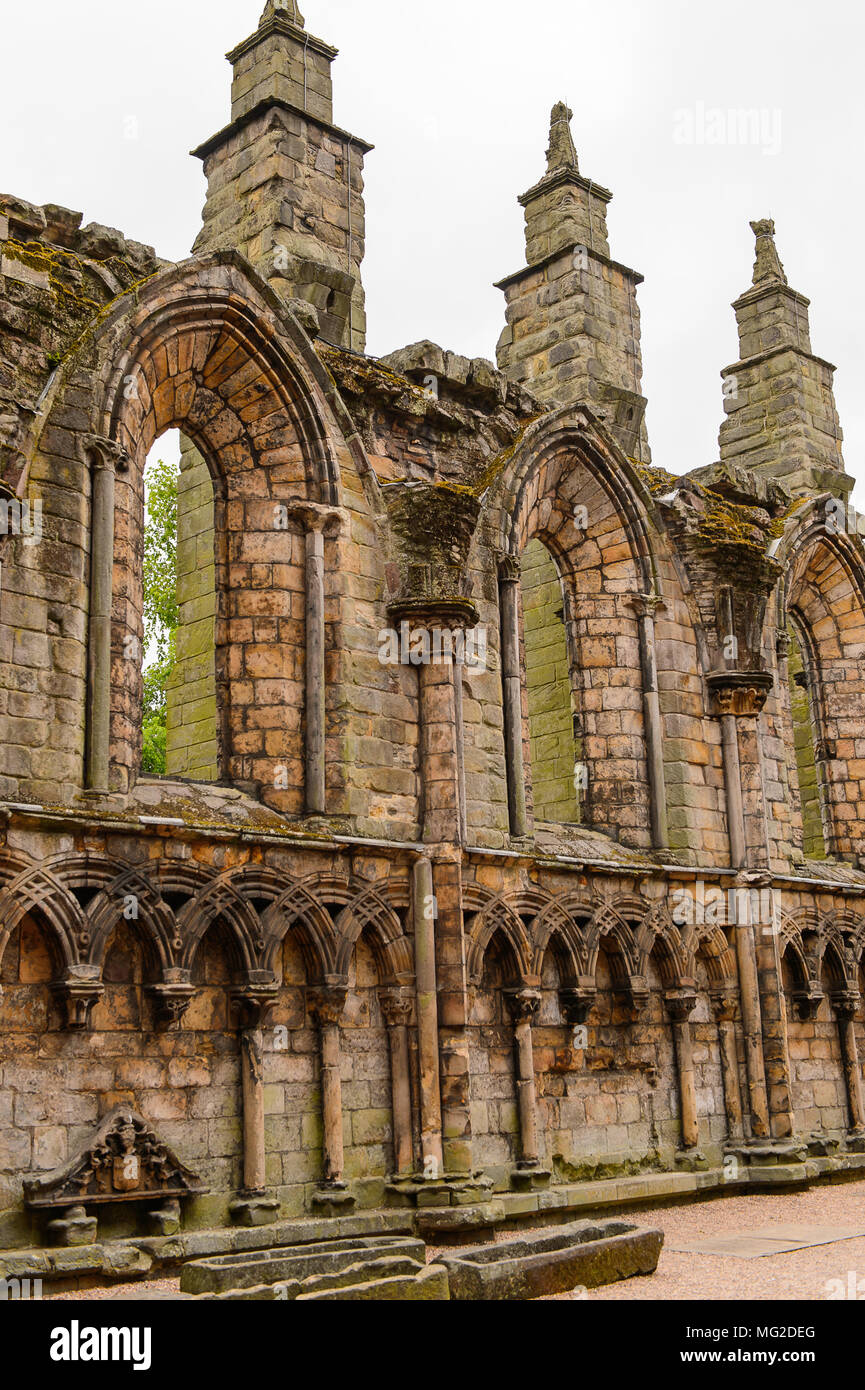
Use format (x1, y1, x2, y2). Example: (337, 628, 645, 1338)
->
(308, 982, 348, 1028)
(709, 988, 738, 1024)
(230, 976, 279, 1030)
(52, 966, 104, 1030)
(831, 989, 861, 1021)
(626, 592, 666, 620)
(82, 434, 130, 475)
(559, 984, 597, 1025)
(379, 987, 414, 1029)
(498, 554, 522, 584)
(665, 988, 698, 1023)
(280, 498, 348, 536)
(708, 670, 774, 718)
(791, 981, 824, 1021)
(148, 971, 196, 1029)
(504, 986, 542, 1024)
(775, 631, 792, 660)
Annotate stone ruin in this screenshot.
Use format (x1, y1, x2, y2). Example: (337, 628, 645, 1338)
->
(1, 0, 865, 1281)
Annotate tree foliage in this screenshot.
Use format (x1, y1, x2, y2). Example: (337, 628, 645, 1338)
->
(141, 455, 179, 775)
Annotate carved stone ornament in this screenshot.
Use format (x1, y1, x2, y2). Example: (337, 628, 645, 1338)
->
(708, 670, 774, 718)
(22, 1106, 208, 1209)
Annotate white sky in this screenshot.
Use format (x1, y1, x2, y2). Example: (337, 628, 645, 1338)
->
(3, 0, 864, 494)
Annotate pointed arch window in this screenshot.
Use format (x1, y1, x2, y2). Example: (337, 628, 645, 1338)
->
(786, 619, 829, 859)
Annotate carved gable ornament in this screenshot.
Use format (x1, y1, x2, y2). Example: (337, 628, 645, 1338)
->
(22, 1107, 208, 1209)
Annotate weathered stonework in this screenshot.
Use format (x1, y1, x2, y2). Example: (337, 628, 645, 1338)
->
(2, 5, 865, 1258)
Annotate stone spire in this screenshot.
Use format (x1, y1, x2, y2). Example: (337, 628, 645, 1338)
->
(260, 0, 305, 25)
(546, 102, 578, 173)
(717, 219, 851, 497)
(750, 218, 787, 287)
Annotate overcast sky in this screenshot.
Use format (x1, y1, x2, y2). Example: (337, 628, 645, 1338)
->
(3, 0, 864, 494)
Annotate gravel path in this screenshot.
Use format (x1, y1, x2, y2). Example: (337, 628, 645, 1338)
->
(46, 1180, 865, 1301)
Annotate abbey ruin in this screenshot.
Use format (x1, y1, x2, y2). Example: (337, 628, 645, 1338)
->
(2, 0, 865, 1264)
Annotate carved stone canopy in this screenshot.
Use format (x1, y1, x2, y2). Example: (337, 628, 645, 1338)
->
(22, 1107, 208, 1209)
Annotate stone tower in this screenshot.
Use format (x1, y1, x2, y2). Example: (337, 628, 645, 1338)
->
(495, 103, 649, 460)
(718, 219, 852, 499)
(192, 0, 372, 351)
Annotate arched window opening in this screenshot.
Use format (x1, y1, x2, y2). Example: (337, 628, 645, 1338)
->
(786, 621, 828, 860)
(142, 431, 217, 780)
(519, 539, 581, 824)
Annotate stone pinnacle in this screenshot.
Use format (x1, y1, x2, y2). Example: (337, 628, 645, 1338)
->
(750, 218, 787, 287)
(546, 102, 579, 174)
(260, 0, 305, 26)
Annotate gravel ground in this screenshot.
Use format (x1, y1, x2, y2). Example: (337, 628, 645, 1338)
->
(46, 1180, 865, 1301)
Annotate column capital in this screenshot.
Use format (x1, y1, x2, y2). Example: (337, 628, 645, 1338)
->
(708, 670, 774, 717)
(791, 981, 824, 1021)
(281, 498, 348, 535)
(625, 591, 666, 619)
(308, 980, 349, 1026)
(51, 966, 104, 1030)
(81, 434, 130, 474)
(497, 554, 521, 584)
(379, 987, 414, 1028)
(504, 985, 542, 1023)
(559, 983, 597, 1024)
(709, 987, 738, 1023)
(231, 976, 279, 1029)
(831, 989, 861, 1021)
(664, 987, 698, 1023)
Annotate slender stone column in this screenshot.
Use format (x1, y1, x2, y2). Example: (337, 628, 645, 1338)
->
(309, 983, 348, 1187)
(84, 437, 128, 793)
(498, 556, 527, 838)
(304, 523, 326, 814)
(380, 987, 415, 1177)
(665, 989, 699, 1151)
(710, 988, 744, 1142)
(412, 856, 444, 1178)
(240, 1027, 266, 1192)
(833, 990, 865, 1136)
(505, 986, 542, 1170)
(720, 714, 746, 868)
(627, 593, 668, 850)
(230, 981, 279, 1226)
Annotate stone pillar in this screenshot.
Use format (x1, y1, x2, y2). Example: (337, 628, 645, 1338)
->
(84, 437, 128, 793)
(498, 556, 528, 838)
(412, 856, 444, 1178)
(230, 982, 279, 1226)
(833, 990, 865, 1137)
(627, 592, 668, 850)
(240, 1027, 266, 1192)
(309, 982, 349, 1190)
(305, 523, 326, 814)
(380, 987, 415, 1177)
(709, 676, 774, 1139)
(665, 989, 699, 1151)
(710, 988, 745, 1142)
(505, 986, 542, 1171)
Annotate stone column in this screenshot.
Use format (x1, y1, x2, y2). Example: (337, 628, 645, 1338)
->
(498, 556, 528, 838)
(84, 436, 128, 793)
(627, 592, 668, 850)
(304, 522, 326, 814)
(308, 982, 349, 1189)
(832, 990, 865, 1137)
(710, 988, 745, 1142)
(380, 987, 415, 1177)
(665, 989, 699, 1151)
(230, 981, 279, 1226)
(709, 676, 774, 1139)
(412, 856, 444, 1179)
(505, 986, 542, 1171)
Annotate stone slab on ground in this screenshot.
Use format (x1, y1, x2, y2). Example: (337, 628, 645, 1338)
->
(667, 1224, 865, 1259)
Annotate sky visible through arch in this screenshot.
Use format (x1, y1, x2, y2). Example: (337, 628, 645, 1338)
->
(3, 0, 863, 496)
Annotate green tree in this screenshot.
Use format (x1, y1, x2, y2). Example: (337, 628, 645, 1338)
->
(141, 455, 179, 775)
